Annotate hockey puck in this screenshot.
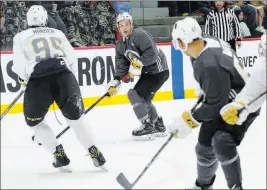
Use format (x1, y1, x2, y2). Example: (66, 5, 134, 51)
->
(32, 135, 42, 146)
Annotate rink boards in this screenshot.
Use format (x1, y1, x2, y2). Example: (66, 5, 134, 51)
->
(0, 38, 260, 114)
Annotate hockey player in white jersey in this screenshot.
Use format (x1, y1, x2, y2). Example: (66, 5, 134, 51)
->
(13, 5, 106, 172)
(220, 33, 266, 125)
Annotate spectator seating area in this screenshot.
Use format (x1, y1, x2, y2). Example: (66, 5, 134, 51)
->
(0, 1, 266, 51)
(226, 1, 267, 37)
(0, 1, 117, 50)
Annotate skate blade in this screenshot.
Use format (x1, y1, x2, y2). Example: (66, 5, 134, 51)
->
(82, 155, 108, 172)
(153, 132, 168, 137)
(58, 165, 72, 173)
(99, 165, 109, 172)
(132, 134, 155, 141)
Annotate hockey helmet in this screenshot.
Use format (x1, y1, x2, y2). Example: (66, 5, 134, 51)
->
(172, 17, 202, 51)
(27, 5, 48, 27)
(116, 12, 133, 28)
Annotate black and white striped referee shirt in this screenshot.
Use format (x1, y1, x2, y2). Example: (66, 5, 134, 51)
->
(204, 8, 242, 42)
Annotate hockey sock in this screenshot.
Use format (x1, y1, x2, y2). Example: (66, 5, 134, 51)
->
(212, 131, 242, 188)
(128, 89, 150, 122)
(196, 143, 219, 185)
(66, 115, 95, 150)
(221, 156, 242, 188)
(148, 103, 159, 123)
(32, 120, 58, 154)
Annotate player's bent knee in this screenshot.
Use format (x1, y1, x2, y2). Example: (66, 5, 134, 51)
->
(25, 116, 44, 127)
(127, 89, 137, 99)
(127, 89, 142, 104)
(195, 143, 217, 166)
(195, 143, 209, 158)
(61, 97, 84, 120)
(212, 131, 235, 149)
(212, 131, 237, 159)
(62, 107, 83, 120)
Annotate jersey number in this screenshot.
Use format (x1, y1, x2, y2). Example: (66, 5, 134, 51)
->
(31, 37, 66, 62)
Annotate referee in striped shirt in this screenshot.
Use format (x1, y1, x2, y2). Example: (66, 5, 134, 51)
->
(204, 1, 242, 51)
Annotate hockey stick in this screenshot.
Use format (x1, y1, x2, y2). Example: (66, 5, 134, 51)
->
(1, 89, 25, 121)
(32, 74, 130, 145)
(116, 95, 204, 189)
(238, 90, 267, 114)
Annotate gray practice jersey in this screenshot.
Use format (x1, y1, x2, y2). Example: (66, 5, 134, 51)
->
(114, 28, 169, 80)
(191, 37, 249, 122)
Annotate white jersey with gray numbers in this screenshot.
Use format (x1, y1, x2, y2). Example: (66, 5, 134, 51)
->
(235, 57, 266, 113)
(12, 27, 77, 81)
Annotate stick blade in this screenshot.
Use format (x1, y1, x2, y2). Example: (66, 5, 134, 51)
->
(116, 173, 133, 189)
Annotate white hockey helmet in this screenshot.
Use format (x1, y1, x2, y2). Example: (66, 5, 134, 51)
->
(116, 12, 133, 28)
(258, 33, 266, 57)
(171, 17, 202, 51)
(27, 5, 48, 27)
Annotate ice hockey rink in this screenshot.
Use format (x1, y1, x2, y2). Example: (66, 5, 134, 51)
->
(1, 99, 266, 189)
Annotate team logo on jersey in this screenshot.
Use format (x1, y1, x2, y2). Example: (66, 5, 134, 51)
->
(124, 50, 140, 61)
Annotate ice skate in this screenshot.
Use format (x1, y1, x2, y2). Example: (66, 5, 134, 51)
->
(132, 118, 155, 141)
(152, 117, 168, 137)
(88, 145, 108, 172)
(186, 177, 215, 190)
(186, 183, 213, 190)
(230, 184, 243, 190)
(52, 144, 72, 173)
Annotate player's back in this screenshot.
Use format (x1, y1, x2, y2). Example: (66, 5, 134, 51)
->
(15, 27, 68, 64)
(206, 37, 248, 94)
(194, 37, 247, 95)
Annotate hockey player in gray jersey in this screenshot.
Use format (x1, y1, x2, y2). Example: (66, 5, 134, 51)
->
(107, 12, 169, 140)
(168, 17, 260, 189)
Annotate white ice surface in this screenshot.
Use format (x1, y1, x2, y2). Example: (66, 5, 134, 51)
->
(1, 99, 266, 189)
